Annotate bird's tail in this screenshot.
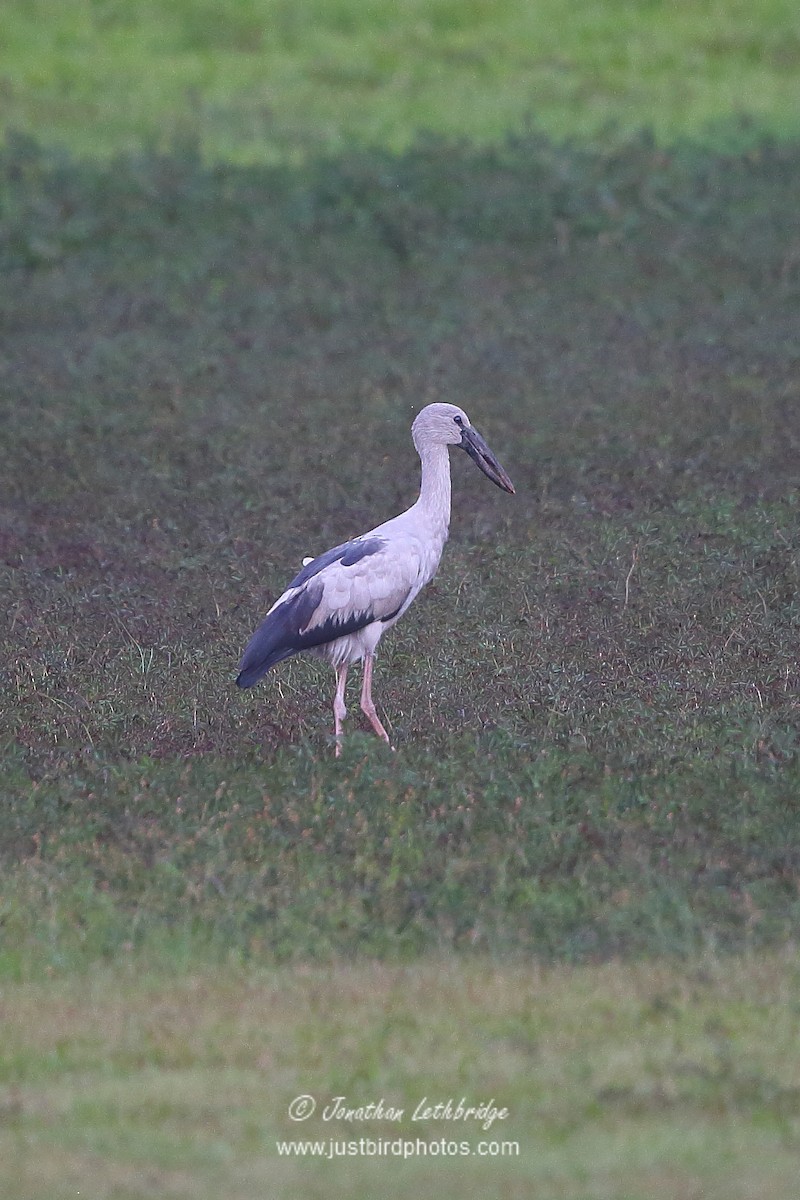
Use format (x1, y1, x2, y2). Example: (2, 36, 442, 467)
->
(236, 610, 298, 688)
(236, 583, 323, 688)
(236, 641, 293, 688)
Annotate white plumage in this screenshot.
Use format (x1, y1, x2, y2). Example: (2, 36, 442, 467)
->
(237, 402, 514, 753)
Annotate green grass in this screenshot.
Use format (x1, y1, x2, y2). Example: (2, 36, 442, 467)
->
(2, 130, 800, 975)
(2, 955, 800, 1198)
(2, 733, 800, 972)
(2, 0, 800, 159)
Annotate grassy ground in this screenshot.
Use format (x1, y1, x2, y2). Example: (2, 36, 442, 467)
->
(3, 3, 800, 1194)
(2, 0, 800, 158)
(2, 954, 800, 1199)
(3, 130, 800, 970)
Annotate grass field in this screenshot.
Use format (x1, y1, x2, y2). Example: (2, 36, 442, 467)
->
(2, 0, 800, 158)
(3, 955, 800, 1199)
(3, 2, 800, 1196)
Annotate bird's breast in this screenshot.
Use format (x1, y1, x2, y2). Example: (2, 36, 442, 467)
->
(417, 527, 448, 589)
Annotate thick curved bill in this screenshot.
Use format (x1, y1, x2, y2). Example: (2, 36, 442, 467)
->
(460, 426, 515, 494)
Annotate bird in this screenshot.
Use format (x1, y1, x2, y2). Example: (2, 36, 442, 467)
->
(236, 402, 515, 755)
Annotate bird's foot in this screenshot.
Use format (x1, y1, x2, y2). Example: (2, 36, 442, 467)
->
(375, 725, 395, 752)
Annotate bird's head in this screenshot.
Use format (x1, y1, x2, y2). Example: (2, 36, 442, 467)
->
(412, 403, 515, 494)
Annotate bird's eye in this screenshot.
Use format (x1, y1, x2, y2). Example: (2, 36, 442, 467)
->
(453, 415, 464, 427)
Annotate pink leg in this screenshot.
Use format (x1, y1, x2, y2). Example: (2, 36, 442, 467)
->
(333, 663, 348, 757)
(360, 654, 393, 749)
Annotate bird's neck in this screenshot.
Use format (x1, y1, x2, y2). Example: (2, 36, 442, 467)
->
(415, 443, 452, 540)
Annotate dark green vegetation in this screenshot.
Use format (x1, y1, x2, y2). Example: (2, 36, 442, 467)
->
(2, 130, 800, 973)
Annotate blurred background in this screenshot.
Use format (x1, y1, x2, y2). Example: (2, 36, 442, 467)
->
(3, 0, 799, 160)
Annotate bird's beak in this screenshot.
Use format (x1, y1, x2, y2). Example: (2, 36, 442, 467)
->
(460, 426, 515, 494)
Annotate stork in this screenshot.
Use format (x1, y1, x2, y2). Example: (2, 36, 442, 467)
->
(236, 403, 515, 754)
